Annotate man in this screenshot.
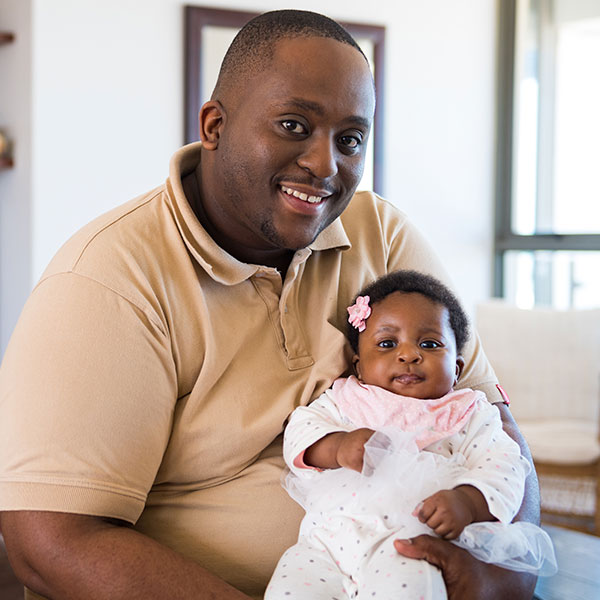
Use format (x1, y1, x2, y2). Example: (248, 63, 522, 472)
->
(0, 10, 538, 599)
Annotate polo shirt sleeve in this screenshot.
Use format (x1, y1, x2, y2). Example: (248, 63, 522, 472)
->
(0, 272, 176, 524)
(384, 210, 503, 404)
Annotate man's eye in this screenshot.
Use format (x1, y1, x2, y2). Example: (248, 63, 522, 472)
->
(377, 340, 396, 348)
(338, 135, 361, 149)
(420, 340, 441, 349)
(281, 120, 307, 134)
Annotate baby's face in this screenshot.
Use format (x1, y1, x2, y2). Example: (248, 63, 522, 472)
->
(354, 292, 463, 399)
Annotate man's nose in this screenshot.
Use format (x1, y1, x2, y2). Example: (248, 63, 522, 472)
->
(296, 135, 338, 179)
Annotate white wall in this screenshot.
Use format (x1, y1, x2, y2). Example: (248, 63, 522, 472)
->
(31, 0, 183, 278)
(0, 0, 33, 352)
(0, 0, 497, 353)
(382, 1, 496, 310)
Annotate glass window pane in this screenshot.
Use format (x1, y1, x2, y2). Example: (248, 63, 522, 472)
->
(504, 250, 600, 309)
(511, 0, 600, 236)
(511, 0, 540, 236)
(553, 15, 600, 233)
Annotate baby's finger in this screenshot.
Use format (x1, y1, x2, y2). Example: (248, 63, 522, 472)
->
(424, 509, 445, 531)
(433, 522, 452, 538)
(416, 499, 436, 522)
(346, 455, 364, 472)
(443, 528, 460, 540)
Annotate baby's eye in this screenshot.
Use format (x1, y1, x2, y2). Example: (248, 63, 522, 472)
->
(420, 340, 441, 349)
(281, 120, 307, 135)
(377, 340, 396, 348)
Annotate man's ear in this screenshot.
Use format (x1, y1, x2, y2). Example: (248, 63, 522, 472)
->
(454, 356, 465, 385)
(352, 354, 361, 380)
(199, 100, 226, 150)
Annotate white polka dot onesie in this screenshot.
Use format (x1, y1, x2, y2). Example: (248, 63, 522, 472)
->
(265, 377, 531, 599)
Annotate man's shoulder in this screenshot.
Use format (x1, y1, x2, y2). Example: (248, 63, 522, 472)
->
(342, 190, 408, 223)
(42, 185, 170, 279)
(338, 190, 411, 246)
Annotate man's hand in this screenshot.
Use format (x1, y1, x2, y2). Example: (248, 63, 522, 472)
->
(393, 536, 536, 600)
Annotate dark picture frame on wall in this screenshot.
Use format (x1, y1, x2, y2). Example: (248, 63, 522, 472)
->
(184, 6, 386, 194)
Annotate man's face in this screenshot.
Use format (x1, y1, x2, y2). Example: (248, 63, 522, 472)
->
(354, 293, 464, 400)
(201, 36, 375, 257)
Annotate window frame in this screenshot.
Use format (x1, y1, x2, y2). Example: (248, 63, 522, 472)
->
(493, 0, 600, 297)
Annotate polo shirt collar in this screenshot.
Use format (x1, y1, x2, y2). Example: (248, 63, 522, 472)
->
(167, 143, 351, 286)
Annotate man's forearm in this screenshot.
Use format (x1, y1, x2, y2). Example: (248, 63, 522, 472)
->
(1, 511, 250, 600)
(495, 402, 541, 525)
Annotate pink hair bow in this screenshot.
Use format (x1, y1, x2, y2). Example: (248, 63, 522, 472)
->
(347, 295, 371, 332)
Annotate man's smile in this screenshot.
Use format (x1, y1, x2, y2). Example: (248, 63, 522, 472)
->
(279, 183, 335, 205)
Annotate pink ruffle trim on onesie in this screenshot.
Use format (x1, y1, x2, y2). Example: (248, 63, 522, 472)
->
(331, 376, 481, 450)
(292, 449, 323, 471)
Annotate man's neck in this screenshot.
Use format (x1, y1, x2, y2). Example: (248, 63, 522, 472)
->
(182, 170, 294, 276)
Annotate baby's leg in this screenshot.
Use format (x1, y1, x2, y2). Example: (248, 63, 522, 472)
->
(357, 536, 447, 600)
(265, 536, 356, 599)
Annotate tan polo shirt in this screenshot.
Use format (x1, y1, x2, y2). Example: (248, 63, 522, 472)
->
(0, 142, 500, 598)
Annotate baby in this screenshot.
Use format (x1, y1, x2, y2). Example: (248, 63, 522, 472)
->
(265, 270, 554, 600)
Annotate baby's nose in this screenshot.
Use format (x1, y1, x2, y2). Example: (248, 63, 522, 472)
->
(397, 344, 422, 363)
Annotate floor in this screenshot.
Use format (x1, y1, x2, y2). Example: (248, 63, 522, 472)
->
(533, 524, 600, 600)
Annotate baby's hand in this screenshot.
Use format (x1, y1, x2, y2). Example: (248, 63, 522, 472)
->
(335, 428, 375, 472)
(413, 489, 476, 540)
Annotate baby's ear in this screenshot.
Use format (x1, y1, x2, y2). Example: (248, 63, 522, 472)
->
(352, 354, 361, 380)
(454, 355, 465, 384)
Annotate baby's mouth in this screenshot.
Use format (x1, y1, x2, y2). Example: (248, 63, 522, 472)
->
(394, 374, 423, 385)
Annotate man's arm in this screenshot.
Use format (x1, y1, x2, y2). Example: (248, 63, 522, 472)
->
(0, 511, 250, 600)
(494, 403, 541, 524)
(394, 404, 539, 600)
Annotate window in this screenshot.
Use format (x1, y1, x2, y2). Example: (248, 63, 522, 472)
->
(495, 0, 600, 308)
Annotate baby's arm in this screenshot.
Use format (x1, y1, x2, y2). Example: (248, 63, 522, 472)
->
(283, 390, 371, 475)
(304, 428, 375, 472)
(414, 484, 495, 539)
(452, 398, 530, 522)
(415, 396, 530, 539)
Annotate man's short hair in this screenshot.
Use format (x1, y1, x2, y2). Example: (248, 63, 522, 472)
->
(346, 270, 470, 355)
(212, 9, 367, 99)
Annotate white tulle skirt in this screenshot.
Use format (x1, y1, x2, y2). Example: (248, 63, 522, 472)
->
(284, 430, 557, 577)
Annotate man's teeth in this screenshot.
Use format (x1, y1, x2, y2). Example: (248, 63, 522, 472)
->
(281, 185, 323, 204)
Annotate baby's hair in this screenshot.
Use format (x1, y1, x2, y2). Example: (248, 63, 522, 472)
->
(346, 270, 470, 354)
(213, 10, 368, 99)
